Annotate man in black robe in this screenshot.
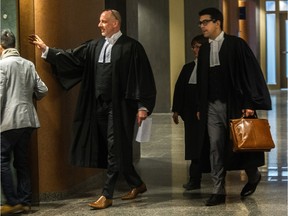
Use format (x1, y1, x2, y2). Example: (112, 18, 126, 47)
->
(172, 35, 209, 190)
(196, 8, 271, 206)
(29, 9, 156, 209)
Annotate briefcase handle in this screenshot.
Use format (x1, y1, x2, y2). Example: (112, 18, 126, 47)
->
(241, 113, 257, 119)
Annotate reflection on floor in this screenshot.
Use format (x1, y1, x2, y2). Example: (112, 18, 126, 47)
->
(26, 90, 288, 215)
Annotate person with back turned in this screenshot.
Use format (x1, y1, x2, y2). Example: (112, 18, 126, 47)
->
(0, 29, 48, 215)
(29, 9, 156, 209)
(196, 7, 271, 206)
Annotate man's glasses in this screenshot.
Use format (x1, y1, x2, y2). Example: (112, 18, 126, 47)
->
(198, 19, 214, 27)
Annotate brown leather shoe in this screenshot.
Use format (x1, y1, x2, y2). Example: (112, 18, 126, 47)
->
(121, 183, 147, 200)
(0, 204, 23, 215)
(88, 196, 112, 209)
(13, 204, 31, 214)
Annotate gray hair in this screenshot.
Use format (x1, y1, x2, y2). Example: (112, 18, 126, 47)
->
(1, 29, 16, 49)
(105, 9, 122, 24)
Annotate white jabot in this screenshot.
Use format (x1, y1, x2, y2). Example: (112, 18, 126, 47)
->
(209, 31, 224, 67)
(188, 59, 198, 84)
(98, 31, 122, 63)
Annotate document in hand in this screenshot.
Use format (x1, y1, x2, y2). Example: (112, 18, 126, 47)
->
(136, 117, 152, 143)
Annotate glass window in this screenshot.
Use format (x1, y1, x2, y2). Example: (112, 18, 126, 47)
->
(286, 20, 288, 78)
(266, 13, 277, 84)
(279, 0, 288, 11)
(266, 1, 276, 11)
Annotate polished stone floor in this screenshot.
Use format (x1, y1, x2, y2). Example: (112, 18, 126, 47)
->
(11, 90, 288, 215)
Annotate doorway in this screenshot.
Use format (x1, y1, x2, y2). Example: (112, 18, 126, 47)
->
(280, 12, 288, 88)
(264, 0, 288, 89)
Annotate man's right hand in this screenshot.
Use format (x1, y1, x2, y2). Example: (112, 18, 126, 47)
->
(172, 112, 179, 124)
(28, 34, 47, 52)
(196, 112, 200, 120)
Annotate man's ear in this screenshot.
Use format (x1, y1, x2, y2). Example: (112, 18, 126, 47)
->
(0, 45, 3, 56)
(215, 20, 221, 27)
(113, 20, 119, 28)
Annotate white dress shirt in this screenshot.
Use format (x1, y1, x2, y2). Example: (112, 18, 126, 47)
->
(188, 59, 198, 84)
(98, 31, 122, 63)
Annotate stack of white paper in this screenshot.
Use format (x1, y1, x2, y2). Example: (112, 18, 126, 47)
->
(136, 117, 152, 143)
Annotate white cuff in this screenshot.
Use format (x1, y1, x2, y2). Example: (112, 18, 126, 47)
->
(138, 107, 148, 112)
(41, 47, 49, 59)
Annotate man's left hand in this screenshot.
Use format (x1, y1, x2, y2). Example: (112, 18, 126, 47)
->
(242, 109, 255, 117)
(137, 110, 148, 126)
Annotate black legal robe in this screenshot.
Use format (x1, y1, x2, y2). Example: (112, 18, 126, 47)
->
(45, 35, 157, 168)
(197, 34, 272, 170)
(172, 62, 210, 172)
(172, 62, 199, 160)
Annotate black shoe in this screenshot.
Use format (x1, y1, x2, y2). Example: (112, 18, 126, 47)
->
(183, 181, 201, 190)
(240, 173, 261, 197)
(205, 194, 226, 206)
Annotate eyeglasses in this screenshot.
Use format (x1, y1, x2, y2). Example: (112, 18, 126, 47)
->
(198, 19, 214, 27)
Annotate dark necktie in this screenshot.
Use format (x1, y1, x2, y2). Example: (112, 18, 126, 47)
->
(103, 43, 109, 63)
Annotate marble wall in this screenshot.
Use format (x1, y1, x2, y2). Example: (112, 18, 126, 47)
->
(0, 0, 18, 47)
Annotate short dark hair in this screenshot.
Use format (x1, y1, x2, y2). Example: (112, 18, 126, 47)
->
(191, 34, 208, 47)
(1, 29, 16, 49)
(199, 7, 223, 30)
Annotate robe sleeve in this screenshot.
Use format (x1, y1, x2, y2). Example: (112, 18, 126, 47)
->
(45, 41, 90, 90)
(125, 41, 157, 114)
(234, 38, 272, 110)
(172, 64, 190, 115)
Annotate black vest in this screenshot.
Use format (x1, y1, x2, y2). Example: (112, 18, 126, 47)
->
(95, 63, 112, 101)
(208, 65, 227, 102)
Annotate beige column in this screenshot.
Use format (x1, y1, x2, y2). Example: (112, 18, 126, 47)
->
(169, 0, 186, 195)
(169, 0, 185, 105)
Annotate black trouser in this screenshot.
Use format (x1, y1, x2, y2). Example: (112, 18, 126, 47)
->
(96, 98, 143, 199)
(1, 128, 33, 206)
(184, 121, 202, 183)
(188, 159, 202, 183)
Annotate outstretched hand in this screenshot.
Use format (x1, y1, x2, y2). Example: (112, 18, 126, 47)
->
(28, 34, 47, 52)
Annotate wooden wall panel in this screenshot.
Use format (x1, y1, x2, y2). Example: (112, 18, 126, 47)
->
(19, 0, 105, 201)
